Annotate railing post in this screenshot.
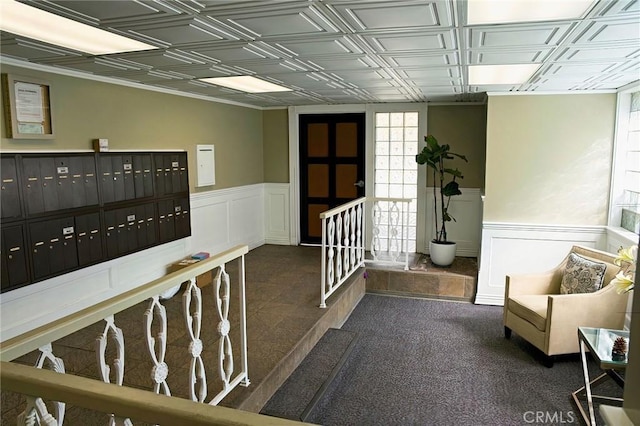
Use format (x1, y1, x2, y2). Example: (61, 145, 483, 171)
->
(320, 217, 327, 308)
(239, 254, 250, 387)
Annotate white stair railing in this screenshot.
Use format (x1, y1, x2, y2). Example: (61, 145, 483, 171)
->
(1, 245, 250, 425)
(319, 197, 412, 308)
(320, 198, 366, 308)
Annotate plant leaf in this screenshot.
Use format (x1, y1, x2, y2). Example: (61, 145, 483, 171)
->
(442, 181, 462, 197)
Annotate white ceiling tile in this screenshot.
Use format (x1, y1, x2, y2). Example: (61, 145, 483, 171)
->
(469, 24, 573, 48)
(382, 53, 459, 67)
(364, 31, 456, 52)
(329, 1, 451, 30)
(571, 18, 640, 45)
(469, 49, 552, 64)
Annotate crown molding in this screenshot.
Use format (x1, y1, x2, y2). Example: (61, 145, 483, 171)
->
(0, 56, 264, 110)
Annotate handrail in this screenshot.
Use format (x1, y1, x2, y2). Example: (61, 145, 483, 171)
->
(1, 361, 307, 426)
(319, 197, 366, 219)
(0, 244, 248, 362)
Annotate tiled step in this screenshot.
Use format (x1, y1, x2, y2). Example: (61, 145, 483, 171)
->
(223, 269, 366, 413)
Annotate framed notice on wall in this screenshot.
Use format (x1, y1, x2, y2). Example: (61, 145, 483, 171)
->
(2, 73, 54, 139)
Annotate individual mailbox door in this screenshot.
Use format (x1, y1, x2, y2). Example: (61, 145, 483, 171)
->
(1, 156, 22, 220)
(40, 157, 59, 213)
(22, 158, 45, 215)
(111, 155, 125, 202)
(122, 155, 135, 200)
(46, 219, 66, 275)
(170, 154, 181, 194)
(154, 154, 166, 196)
(29, 220, 51, 279)
(83, 156, 99, 206)
(99, 155, 114, 204)
(76, 212, 102, 266)
(163, 155, 174, 195)
(157, 199, 175, 242)
(68, 156, 87, 208)
(104, 209, 118, 259)
(144, 203, 157, 246)
(142, 155, 154, 198)
(59, 217, 78, 271)
(178, 153, 189, 193)
(1, 225, 29, 291)
(135, 205, 148, 248)
(54, 157, 74, 210)
(133, 155, 144, 199)
(115, 208, 129, 255)
(124, 207, 138, 253)
(174, 197, 191, 238)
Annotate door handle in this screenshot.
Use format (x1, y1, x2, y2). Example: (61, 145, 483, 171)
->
(354, 180, 364, 188)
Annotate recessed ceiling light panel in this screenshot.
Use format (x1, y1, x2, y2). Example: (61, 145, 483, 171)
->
(199, 76, 292, 93)
(467, 0, 594, 25)
(468, 64, 541, 85)
(0, 0, 157, 55)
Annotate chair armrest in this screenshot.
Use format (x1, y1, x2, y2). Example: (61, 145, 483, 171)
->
(505, 270, 562, 297)
(547, 285, 629, 341)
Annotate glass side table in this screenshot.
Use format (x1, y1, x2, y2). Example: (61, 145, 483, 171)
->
(572, 327, 629, 426)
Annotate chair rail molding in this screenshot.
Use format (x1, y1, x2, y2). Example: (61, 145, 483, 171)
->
(1, 184, 266, 342)
(475, 222, 608, 306)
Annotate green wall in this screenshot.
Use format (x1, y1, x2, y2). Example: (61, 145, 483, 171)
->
(0, 64, 264, 192)
(427, 105, 487, 189)
(484, 94, 616, 225)
(262, 109, 289, 183)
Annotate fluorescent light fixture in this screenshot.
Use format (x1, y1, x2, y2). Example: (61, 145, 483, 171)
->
(467, 0, 594, 25)
(468, 64, 541, 85)
(0, 0, 156, 55)
(199, 76, 292, 93)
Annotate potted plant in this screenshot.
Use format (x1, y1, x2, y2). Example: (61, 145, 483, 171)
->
(416, 134, 468, 266)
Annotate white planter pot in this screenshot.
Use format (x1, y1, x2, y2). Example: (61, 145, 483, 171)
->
(429, 241, 457, 266)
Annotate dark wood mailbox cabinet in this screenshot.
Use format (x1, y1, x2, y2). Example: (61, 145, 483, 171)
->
(0, 151, 191, 292)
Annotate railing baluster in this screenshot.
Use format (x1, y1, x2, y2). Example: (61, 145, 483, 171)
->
(327, 217, 335, 294)
(145, 295, 171, 397)
(336, 213, 343, 282)
(96, 315, 131, 426)
(17, 343, 65, 426)
(343, 209, 350, 274)
(371, 200, 381, 260)
(214, 265, 234, 395)
(182, 277, 207, 402)
(18, 397, 57, 426)
(350, 206, 357, 269)
(389, 201, 400, 261)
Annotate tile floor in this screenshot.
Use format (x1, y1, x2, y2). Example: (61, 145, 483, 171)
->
(1, 245, 477, 424)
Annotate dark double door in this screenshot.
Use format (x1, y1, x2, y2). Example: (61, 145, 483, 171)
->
(299, 113, 365, 244)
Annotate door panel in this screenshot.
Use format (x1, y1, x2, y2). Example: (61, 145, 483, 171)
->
(299, 113, 365, 244)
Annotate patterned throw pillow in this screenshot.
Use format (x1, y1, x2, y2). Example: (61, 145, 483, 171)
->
(560, 253, 607, 294)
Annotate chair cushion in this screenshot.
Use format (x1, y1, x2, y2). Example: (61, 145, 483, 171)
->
(560, 253, 607, 294)
(508, 295, 548, 331)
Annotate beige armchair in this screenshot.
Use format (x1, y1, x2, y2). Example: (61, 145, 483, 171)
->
(503, 245, 628, 366)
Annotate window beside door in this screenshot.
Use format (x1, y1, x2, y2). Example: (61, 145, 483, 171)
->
(373, 112, 419, 252)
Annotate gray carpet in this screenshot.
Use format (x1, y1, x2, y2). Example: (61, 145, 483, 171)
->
(263, 294, 624, 426)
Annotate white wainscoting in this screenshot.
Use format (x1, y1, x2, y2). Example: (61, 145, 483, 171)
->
(475, 222, 607, 306)
(264, 183, 291, 245)
(1, 184, 266, 341)
(424, 187, 482, 257)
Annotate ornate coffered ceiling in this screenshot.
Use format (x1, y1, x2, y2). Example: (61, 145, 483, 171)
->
(1, 0, 639, 108)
